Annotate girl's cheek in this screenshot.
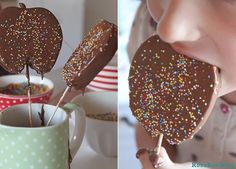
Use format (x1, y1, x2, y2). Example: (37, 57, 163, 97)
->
(146, 0, 163, 22)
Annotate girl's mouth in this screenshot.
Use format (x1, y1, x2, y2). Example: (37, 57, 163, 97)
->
(170, 43, 198, 61)
(171, 43, 221, 73)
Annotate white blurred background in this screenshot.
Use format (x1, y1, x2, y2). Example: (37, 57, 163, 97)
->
(118, 0, 141, 168)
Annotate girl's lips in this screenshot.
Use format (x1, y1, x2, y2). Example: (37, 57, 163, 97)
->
(171, 44, 220, 71)
(170, 44, 198, 60)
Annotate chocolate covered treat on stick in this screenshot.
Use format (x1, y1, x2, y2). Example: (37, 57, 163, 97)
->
(0, 3, 63, 126)
(62, 19, 117, 89)
(0, 3, 62, 76)
(47, 20, 117, 126)
(129, 35, 220, 167)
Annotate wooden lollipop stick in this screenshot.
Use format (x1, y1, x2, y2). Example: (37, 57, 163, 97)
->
(151, 133, 164, 168)
(63, 39, 74, 51)
(27, 87, 33, 127)
(26, 64, 33, 127)
(155, 133, 164, 155)
(46, 86, 70, 126)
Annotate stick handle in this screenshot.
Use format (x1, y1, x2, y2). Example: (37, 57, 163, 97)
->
(63, 39, 74, 51)
(46, 86, 70, 126)
(28, 87, 33, 127)
(150, 133, 164, 168)
(155, 133, 164, 155)
(26, 64, 33, 127)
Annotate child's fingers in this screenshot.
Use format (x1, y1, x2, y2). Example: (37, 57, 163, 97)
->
(159, 147, 172, 164)
(137, 147, 173, 169)
(138, 151, 156, 169)
(157, 147, 173, 168)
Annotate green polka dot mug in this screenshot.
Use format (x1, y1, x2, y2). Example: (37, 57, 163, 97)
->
(0, 103, 86, 169)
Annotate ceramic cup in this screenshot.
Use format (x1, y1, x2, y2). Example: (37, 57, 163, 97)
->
(71, 91, 117, 157)
(0, 74, 54, 111)
(0, 103, 85, 169)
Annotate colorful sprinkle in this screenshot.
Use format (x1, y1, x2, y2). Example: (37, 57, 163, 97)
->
(0, 82, 49, 95)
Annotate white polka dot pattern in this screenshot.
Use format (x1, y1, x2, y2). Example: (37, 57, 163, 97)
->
(0, 120, 70, 169)
(0, 90, 52, 111)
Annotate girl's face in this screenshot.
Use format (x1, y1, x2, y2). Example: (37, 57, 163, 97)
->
(147, 0, 236, 96)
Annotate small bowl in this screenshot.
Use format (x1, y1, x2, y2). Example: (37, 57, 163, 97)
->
(87, 65, 118, 92)
(0, 74, 54, 111)
(71, 91, 117, 157)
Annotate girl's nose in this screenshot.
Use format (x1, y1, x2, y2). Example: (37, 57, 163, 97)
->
(157, 0, 201, 43)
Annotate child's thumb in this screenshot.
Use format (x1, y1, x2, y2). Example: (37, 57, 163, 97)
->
(158, 147, 173, 168)
(137, 147, 173, 169)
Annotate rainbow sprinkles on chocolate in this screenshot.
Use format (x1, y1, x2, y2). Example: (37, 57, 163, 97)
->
(63, 20, 117, 89)
(0, 3, 62, 76)
(129, 35, 220, 144)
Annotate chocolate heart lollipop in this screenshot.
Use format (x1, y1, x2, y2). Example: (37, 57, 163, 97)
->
(62, 20, 117, 89)
(129, 35, 220, 144)
(0, 3, 63, 75)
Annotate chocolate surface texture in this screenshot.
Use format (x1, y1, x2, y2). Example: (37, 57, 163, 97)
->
(129, 35, 220, 144)
(63, 20, 117, 89)
(0, 4, 63, 75)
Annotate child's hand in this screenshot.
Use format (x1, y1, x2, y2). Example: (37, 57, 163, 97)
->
(138, 147, 192, 169)
(138, 147, 173, 169)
